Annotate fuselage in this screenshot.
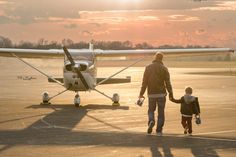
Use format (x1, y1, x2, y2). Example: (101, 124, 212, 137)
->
(63, 50, 97, 91)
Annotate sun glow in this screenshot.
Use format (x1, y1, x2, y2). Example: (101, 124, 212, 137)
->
(119, 0, 142, 3)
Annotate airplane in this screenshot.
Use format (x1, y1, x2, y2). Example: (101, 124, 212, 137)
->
(0, 44, 234, 107)
(17, 75, 37, 80)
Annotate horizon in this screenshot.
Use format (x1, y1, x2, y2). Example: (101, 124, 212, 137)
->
(0, 36, 221, 48)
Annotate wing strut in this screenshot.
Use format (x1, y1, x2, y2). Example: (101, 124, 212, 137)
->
(96, 57, 145, 86)
(93, 88, 112, 100)
(11, 53, 64, 87)
(48, 88, 69, 101)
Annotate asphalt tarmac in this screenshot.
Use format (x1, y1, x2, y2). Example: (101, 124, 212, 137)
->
(0, 57, 236, 157)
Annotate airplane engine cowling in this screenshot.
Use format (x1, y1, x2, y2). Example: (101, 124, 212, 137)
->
(77, 64, 87, 71)
(65, 63, 88, 72)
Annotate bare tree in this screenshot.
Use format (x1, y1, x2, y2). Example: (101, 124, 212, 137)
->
(0, 36, 13, 48)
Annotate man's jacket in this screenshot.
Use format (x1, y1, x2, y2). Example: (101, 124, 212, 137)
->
(139, 60, 173, 97)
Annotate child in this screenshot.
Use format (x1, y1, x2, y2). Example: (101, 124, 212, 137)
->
(170, 87, 200, 135)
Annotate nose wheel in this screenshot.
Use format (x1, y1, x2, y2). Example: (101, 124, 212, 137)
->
(74, 93, 80, 107)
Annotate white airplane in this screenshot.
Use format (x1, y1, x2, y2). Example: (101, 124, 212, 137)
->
(0, 45, 234, 107)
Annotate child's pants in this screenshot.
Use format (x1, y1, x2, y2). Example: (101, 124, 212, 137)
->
(181, 116, 192, 133)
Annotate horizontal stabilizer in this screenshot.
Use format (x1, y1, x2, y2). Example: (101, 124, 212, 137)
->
(97, 76, 131, 85)
(48, 78, 64, 83)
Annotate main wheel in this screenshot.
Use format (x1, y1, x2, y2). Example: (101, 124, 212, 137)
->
(112, 93, 120, 106)
(41, 92, 51, 105)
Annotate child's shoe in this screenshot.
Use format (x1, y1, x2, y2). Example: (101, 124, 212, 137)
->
(184, 127, 188, 135)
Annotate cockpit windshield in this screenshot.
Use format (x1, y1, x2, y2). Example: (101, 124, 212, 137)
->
(64, 51, 94, 62)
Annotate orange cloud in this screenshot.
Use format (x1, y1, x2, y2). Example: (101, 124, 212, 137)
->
(81, 30, 110, 37)
(0, 3, 236, 48)
(137, 16, 159, 21)
(168, 14, 200, 22)
(193, 1, 236, 11)
(0, 1, 13, 5)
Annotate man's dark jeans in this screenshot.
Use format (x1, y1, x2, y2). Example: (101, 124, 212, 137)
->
(148, 97, 166, 133)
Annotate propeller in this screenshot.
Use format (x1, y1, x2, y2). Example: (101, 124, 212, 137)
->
(63, 46, 90, 90)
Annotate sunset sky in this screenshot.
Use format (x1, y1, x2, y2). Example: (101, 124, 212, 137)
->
(0, 0, 236, 48)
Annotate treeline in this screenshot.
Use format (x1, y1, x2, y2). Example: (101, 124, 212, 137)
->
(0, 36, 213, 50)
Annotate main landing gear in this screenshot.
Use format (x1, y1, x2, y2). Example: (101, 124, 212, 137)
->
(94, 88, 120, 106)
(40, 89, 69, 105)
(112, 93, 120, 106)
(40, 92, 51, 105)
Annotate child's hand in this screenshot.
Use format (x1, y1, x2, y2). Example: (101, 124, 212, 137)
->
(169, 97, 174, 101)
(195, 114, 201, 125)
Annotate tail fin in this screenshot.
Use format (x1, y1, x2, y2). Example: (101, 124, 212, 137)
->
(89, 43, 94, 51)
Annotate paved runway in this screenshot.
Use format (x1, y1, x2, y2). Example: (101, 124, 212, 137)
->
(0, 57, 236, 157)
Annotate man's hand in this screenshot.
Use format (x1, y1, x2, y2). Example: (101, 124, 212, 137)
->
(169, 93, 173, 100)
(139, 95, 145, 99)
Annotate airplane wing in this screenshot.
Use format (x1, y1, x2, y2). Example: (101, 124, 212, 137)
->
(94, 48, 235, 57)
(0, 48, 64, 58)
(0, 47, 234, 58)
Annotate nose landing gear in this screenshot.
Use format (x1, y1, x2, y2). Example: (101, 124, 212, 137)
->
(74, 93, 80, 107)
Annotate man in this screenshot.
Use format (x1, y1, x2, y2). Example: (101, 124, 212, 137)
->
(139, 52, 173, 136)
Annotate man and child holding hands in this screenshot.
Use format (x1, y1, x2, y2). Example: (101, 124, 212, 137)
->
(139, 52, 201, 136)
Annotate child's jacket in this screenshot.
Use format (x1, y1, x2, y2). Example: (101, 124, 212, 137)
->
(171, 95, 200, 116)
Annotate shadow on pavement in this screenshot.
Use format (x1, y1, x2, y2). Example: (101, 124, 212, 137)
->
(0, 104, 235, 157)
